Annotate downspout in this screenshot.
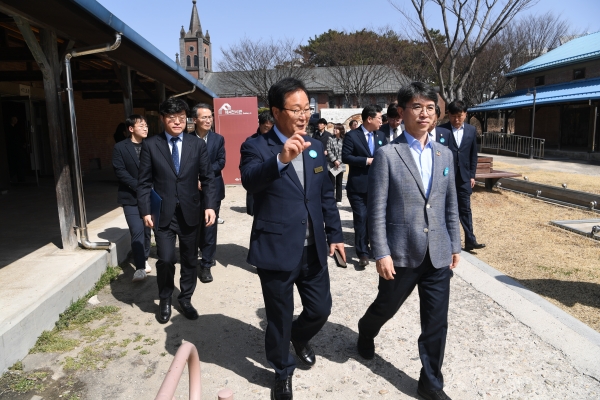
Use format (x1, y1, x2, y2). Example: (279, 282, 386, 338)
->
(170, 85, 196, 98)
(64, 33, 121, 250)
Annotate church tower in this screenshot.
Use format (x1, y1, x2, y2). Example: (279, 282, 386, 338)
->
(178, 0, 212, 80)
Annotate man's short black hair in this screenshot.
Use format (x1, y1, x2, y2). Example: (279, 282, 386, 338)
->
(447, 100, 468, 114)
(435, 105, 441, 118)
(361, 104, 383, 121)
(258, 110, 274, 125)
(268, 77, 309, 114)
(191, 103, 212, 118)
(387, 103, 400, 119)
(125, 114, 146, 130)
(349, 119, 359, 128)
(317, 118, 327, 125)
(159, 97, 189, 116)
(397, 82, 438, 109)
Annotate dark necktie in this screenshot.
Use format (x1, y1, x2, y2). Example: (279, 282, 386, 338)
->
(368, 132, 374, 155)
(393, 127, 398, 139)
(170, 136, 180, 174)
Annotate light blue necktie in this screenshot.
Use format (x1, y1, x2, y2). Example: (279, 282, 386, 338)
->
(170, 136, 180, 174)
(368, 132, 374, 155)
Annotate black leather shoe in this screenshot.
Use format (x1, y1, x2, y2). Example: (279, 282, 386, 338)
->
(357, 333, 375, 359)
(358, 256, 369, 268)
(291, 339, 315, 366)
(417, 380, 451, 400)
(157, 298, 171, 324)
(199, 267, 213, 283)
(464, 242, 486, 251)
(178, 300, 199, 320)
(271, 376, 293, 400)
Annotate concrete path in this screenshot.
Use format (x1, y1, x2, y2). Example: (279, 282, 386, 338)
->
(12, 185, 600, 399)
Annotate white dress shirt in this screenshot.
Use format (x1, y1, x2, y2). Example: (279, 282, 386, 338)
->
(403, 131, 434, 199)
(452, 124, 464, 147)
(165, 131, 183, 165)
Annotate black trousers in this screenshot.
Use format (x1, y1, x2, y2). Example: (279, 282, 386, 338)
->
(154, 206, 198, 301)
(329, 171, 344, 202)
(257, 245, 332, 381)
(456, 179, 477, 245)
(358, 253, 452, 391)
(123, 205, 151, 270)
(346, 190, 370, 258)
(197, 200, 221, 269)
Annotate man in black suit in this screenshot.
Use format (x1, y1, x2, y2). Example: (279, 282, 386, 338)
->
(436, 100, 485, 251)
(246, 110, 274, 217)
(342, 105, 387, 268)
(137, 98, 216, 324)
(312, 118, 331, 155)
(192, 103, 225, 283)
(112, 115, 152, 282)
(380, 102, 403, 143)
(240, 78, 345, 400)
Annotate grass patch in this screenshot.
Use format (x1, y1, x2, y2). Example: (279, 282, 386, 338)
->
(139, 350, 150, 355)
(0, 370, 49, 394)
(30, 266, 122, 354)
(133, 334, 144, 342)
(143, 338, 157, 346)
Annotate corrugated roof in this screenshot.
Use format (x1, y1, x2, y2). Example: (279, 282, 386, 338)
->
(468, 77, 600, 112)
(506, 31, 600, 77)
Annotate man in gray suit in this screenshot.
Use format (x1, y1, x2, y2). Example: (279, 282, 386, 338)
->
(357, 82, 461, 400)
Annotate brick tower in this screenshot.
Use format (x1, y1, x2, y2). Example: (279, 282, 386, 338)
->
(178, 0, 212, 80)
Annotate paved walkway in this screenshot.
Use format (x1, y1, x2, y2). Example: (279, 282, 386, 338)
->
(13, 185, 600, 399)
(486, 154, 600, 176)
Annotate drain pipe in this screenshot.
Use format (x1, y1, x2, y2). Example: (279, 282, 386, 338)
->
(170, 85, 196, 98)
(64, 33, 121, 250)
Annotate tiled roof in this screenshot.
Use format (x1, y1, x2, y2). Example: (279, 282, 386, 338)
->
(506, 31, 600, 77)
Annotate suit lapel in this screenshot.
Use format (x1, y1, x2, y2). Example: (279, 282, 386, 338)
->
(356, 126, 371, 155)
(267, 129, 303, 194)
(394, 136, 426, 198)
(430, 141, 442, 197)
(374, 131, 385, 152)
(206, 131, 216, 159)
(179, 133, 193, 174)
(302, 145, 314, 196)
(124, 139, 139, 167)
(157, 133, 177, 175)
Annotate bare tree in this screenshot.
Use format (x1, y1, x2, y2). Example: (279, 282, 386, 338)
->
(390, 0, 538, 102)
(217, 38, 308, 104)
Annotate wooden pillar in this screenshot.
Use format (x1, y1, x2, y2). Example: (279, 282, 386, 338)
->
(503, 110, 509, 134)
(15, 17, 77, 250)
(155, 82, 165, 131)
(590, 103, 598, 153)
(121, 65, 133, 118)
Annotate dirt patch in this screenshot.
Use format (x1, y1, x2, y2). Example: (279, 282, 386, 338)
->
(493, 161, 600, 194)
(470, 186, 600, 331)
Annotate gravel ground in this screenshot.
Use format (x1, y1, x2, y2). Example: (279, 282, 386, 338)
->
(11, 185, 600, 399)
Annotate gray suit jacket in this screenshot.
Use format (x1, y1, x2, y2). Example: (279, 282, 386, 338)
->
(367, 135, 461, 269)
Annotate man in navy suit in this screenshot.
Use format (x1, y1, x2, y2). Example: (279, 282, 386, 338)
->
(137, 98, 216, 324)
(436, 100, 485, 251)
(192, 103, 226, 284)
(240, 78, 345, 400)
(112, 114, 151, 282)
(342, 105, 387, 268)
(379, 102, 403, 143)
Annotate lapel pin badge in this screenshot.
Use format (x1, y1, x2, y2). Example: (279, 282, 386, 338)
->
(440, 138, 445, 143)
(436, 150, 441, 156)
(443, 167, 449, 176)
(314, 166, 323, 173)
(378, 140, 382, 145)
(308, 150, 318, 159)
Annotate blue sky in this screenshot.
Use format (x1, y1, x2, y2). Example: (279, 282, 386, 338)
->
(96, 0, 600, 70)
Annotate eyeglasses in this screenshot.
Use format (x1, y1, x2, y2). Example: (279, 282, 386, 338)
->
(197, 116, 213, 121)
(408, 104, 436, 115)
(281, 108, 312, 117)
(165, 114, 187, 122)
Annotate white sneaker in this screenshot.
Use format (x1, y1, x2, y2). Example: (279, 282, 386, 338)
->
(132, 269, 147, 282)
(145, 261, 152, 273)
(217, 218, 225, 224)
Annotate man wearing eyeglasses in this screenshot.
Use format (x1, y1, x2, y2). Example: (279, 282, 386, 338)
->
(192, 103, 225, 284)
(342, 104, 387, 268)
(380, 102, 403, 143)
(137, 97, 216, 324)
(240, 77, 345, 400)
(436, 100, 485, 252)
(356, 82, 460, 400)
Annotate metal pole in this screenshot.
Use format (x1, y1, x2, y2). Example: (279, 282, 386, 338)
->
(529, 89, 536, 159)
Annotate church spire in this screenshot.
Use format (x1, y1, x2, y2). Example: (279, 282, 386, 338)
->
(187, 0, 202, 37)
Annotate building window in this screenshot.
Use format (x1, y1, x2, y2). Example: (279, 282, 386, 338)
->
(534, 76, 545, 86)
(573, 68, 586, 80)
(186, 55, 191, 67)
(204, 48, 207, 54)
(189, 46, 194, 52)
(194, 55, 199, 67)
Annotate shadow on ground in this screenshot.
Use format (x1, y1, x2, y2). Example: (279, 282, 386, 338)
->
(518, 279, 600, 309)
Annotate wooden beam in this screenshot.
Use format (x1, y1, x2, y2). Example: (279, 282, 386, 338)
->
(14, 16, 77, 250)
(134, 75, 157, 101)
(0, 69, 116, 81)
(120, 65, 133, 117)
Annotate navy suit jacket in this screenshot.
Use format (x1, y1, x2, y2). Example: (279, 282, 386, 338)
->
(341, 126, 388, 193)
(137, 132, 215, 228)
(240, 129, 343, 271)
(112, 139, 142, 206)
(201, 131, 226, 201)
(436, 122, 478, 184)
